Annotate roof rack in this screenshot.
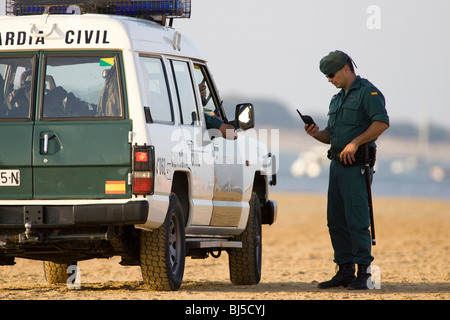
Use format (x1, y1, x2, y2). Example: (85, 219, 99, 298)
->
(6, 0, 191, 24)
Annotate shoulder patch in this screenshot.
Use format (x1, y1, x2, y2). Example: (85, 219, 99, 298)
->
(370, 91, 378, 96)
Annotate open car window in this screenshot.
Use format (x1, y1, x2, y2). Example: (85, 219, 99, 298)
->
(192, 63, 226, 122)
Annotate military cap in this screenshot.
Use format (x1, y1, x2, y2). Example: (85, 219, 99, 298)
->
(319, 50, 349, 75)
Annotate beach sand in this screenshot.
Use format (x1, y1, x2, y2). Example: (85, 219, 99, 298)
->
(0, 192, 449, 300)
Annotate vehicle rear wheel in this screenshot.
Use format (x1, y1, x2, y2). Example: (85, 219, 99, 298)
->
(228, 192, 262, 285)
(140, 193, 186, 291)
(43, 261, 77, 285)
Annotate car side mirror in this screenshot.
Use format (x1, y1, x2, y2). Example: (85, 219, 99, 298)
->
(235, 103, 255, 131)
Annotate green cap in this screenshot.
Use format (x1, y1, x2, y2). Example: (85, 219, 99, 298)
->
(319, 50, 349, 75)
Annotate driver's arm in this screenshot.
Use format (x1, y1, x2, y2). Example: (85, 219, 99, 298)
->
(205, 113, 237, 140)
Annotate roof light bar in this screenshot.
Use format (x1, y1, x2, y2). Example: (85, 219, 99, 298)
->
(6, 0, 191, 22)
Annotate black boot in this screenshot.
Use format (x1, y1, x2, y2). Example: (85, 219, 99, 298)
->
(318, 263, 355, 289)
(348, 264, 373, 290)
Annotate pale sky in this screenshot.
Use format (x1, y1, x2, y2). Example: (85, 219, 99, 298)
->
(2, 0, 449, 127)
(175, 0, 450, 127)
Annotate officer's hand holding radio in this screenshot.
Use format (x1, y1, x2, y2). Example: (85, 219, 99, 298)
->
(298, 108, 317, 135)
(298, 108, 331, 144)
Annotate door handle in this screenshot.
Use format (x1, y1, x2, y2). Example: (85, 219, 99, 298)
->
(43, 133, 50, 154)
(40, 132, 56, 154)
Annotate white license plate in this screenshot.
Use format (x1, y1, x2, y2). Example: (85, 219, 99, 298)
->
(0, 170, 20, 186)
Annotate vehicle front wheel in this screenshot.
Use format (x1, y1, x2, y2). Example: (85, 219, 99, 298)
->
(228, 192, 262, 285)
(140, 193, 186, 291)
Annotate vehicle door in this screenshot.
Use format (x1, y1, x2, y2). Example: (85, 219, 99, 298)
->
(0, 53, 36, 199)
(32, 52, 132, 199)
(169, 59, 214, 226)
(192, 63, 248, 228)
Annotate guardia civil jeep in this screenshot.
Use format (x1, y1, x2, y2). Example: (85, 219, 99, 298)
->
(0, 0, 277, 291)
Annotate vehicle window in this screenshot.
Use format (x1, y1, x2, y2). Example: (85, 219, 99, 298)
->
(193, 63, 229, 125)
(140, 56, 172, 123)
(0, 56, 34, 120)
(171, 60, 198, 125)
(42, 55, 123, 119)
(193, 64, 219, 114)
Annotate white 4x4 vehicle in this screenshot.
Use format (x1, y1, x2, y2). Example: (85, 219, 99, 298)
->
(0, 0, 277, 291)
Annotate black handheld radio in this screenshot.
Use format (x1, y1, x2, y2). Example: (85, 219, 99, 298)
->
(296, 109, 316, 126)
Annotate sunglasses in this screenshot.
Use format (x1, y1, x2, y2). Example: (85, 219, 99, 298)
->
(325, 60, 353, 79)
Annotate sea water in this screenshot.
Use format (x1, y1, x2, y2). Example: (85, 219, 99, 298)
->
(275, 152, 450, 201)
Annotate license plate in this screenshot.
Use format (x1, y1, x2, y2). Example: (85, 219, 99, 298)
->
(0, 170, 20, 186)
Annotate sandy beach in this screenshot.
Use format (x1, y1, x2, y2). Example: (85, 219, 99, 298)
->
(0, 192, 448, 300)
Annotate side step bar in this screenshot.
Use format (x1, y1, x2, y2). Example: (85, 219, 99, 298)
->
(186, 238, 242, 249)
(186, 238, 242, 259)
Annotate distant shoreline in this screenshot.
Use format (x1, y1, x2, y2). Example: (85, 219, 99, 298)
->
(270, 190, 450, 204)
(259, 127, 450, 162)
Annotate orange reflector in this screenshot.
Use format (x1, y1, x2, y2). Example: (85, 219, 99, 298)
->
(135, 151, 148, 162)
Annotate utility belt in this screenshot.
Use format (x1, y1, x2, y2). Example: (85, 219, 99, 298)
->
(327, 145, 376, 167)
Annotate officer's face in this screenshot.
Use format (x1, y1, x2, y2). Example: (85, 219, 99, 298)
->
(327, 65, 353, 90)
(327, 67, 344, 88)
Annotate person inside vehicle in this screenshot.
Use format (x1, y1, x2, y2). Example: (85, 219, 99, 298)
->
(7, 69, 32, 118)
(199, 79, 237, 140)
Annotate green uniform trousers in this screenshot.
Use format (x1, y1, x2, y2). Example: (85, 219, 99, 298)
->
(327, 159, 374, 265)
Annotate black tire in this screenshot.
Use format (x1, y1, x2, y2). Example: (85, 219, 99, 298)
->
(43, 261, 77, 285)
(140, 193, 186, 291)
(229, 192, 262, 285)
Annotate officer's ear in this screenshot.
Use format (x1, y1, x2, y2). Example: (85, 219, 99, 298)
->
(344, 62, 356, 74)
(342, 64, 354, 75)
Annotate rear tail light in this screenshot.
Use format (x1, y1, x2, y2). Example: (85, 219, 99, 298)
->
(135, 151, 148, 163)
(132, 145, 155, 195)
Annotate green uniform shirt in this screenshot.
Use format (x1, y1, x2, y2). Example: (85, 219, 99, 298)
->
(325, 76, 389, 151)
(204, 113, 224, 130)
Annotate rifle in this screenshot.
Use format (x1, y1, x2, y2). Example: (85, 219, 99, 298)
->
(363, 143, 376, 246)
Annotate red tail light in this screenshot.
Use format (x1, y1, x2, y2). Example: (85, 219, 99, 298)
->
(135, 152, 148, 162)
(132, 145, 154, 195)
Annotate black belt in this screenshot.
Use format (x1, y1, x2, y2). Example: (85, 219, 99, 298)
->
(327, 145, 376, 167)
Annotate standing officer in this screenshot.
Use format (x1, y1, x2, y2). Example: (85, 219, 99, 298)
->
(305, 50, 389, 290)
